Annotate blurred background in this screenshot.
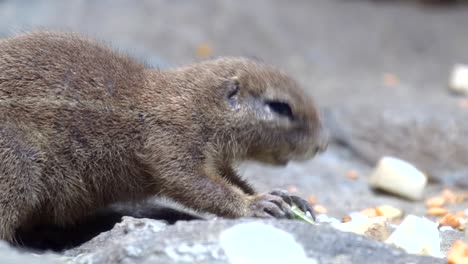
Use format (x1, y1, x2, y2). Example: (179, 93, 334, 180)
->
(1, 0, 467, 108)
(1, 0, 467, 221)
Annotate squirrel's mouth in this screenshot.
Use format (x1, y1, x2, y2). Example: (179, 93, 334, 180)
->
(260, 155, 290, 166)
(274, 157, 289, 166)
(290, 147, 322, 162)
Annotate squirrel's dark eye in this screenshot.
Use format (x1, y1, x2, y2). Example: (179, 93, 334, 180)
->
(227, 80, 240, 99)
(266, 100, 294, 119)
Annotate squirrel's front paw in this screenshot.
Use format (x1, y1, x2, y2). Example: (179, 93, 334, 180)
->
(270, 189, 315, 220)
(247, 193, 294, 219)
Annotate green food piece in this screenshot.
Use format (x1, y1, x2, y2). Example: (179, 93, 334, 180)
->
(291, 205, 316, 225)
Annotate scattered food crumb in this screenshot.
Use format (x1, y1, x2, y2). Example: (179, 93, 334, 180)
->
(428, 189, 468, 207)
(313, 204, 327, 214)
(455, 211, 466, 218)
(427, 207, 449, 216)
(438, 213, 463, 229)
(345, 170, 359, 180)
(195, 42, 213, 58)
(357, 205, 403, 221)
(307, 195, 317, 205)
(447, 240, 468, 264)
(376, 205, 403, 221)
(288, 185, 298, 193)
(425, 196, 446, 208)
(360, 208, 379, 218)
(383, 73, 400, 87)
(342, 216, 352, 223)
(442, 189, 460, 204)
(458, 99, 468, 109)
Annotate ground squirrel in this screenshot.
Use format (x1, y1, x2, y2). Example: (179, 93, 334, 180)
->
(0, 31, 328, 243)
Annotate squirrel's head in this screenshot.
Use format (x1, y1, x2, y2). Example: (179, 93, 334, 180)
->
(195, 57, 328, 166)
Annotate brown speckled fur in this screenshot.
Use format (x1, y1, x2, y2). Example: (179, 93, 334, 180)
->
(0, 31, 327, 242)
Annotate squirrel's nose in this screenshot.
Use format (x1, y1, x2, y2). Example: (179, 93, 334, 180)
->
(315, 128, 329, 154)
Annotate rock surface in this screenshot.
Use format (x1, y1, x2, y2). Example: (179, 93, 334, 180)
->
(0, 242, 62, 264)
(63, 217, 443, 264)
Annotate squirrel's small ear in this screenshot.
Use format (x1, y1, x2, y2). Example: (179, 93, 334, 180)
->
(226, 76, 240, 99)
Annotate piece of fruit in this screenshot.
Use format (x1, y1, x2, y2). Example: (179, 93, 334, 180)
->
(369, 157, 427, 201)
(386, 215, 442, 257)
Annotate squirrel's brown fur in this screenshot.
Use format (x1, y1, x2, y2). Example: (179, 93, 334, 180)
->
(0, 31, 327, 242)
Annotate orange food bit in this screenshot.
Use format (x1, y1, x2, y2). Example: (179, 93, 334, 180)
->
(287, 185, 297, 193)
(455, 211, 465, 218)
(458, 99, 468, 109)
(345, 170, 359, 180)
(448, 240, 468, 264)
(341, 216, 352, 223)
(439, 213, 462, 228)
(196, 42, 213, 58)
(383, 73, 400, 87)
(313, 204, 327, 214)
(426, 207, 449, 216)
(307, 195, 317, 205)
(360, 208, 379, 218)
(442, 189, 458, 204)
(455, 194, 466, 203)
(425, 196, 446, 208)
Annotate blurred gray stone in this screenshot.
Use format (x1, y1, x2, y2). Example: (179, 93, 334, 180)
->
(64, 217, 443, 264)
(325, 104, 468, 187)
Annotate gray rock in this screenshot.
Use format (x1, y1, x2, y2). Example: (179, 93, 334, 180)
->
(440, 228, 465, 254)
(325, 104, 468, 187)
(0, 241, 63, 264)
(65, 217, 442, 264)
